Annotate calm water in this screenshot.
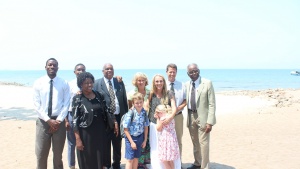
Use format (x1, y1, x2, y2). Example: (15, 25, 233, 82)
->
(0, 69, 299, 92)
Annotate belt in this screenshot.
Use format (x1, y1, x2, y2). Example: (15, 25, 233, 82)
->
(188, 109, 197, 113)
(175, 111, 182, 116)
(50, 116, 58, 119)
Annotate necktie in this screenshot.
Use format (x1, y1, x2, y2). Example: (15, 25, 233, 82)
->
(108, 80, 116, 113)
(170, 82, 175, 94)
(191, 82, 196, 112)
(48, 79, 53, 117)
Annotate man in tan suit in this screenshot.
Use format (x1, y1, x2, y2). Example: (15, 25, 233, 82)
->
(186, 63, 216, 169)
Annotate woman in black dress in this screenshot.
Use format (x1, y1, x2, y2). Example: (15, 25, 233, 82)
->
(72, 72, 116, 169)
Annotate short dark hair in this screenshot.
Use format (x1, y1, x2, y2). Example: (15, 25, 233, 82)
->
(74, 63, 85, 70)
(166, 63, 177, 72)
(46, 58, 58, 66)
(77, 72, 95, 89)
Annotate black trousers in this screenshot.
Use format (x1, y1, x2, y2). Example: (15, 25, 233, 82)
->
(104, 114, 122, 169)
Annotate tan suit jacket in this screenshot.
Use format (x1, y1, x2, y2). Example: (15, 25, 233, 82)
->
(186, 77, 216, 128)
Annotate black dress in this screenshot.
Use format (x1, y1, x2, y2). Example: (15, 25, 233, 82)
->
(75, 96, 107, 169)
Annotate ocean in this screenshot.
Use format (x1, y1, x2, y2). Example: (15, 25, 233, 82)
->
(0, 69, 299, 92)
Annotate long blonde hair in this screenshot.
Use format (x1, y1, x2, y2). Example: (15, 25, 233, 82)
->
(150, 74, 168, 105)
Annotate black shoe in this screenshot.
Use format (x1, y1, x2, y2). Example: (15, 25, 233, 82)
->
(187, 164, 201, 169)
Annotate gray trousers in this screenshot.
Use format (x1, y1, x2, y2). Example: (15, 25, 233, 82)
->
(35, 118, 66, 169)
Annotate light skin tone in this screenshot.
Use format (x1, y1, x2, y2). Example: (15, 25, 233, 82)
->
(124, 99, 148, 169)
(149, 76, 177, 125)
(187, 64, 212, 133)
(156, 109, 175, 169)
(65, 65, 86, 130)
(45, 59, 61, 133)
(166, 66, 187, 112)
(128, 77, 147, 109)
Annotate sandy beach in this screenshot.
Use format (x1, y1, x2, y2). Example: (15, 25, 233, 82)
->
(1, 84, 300, 169)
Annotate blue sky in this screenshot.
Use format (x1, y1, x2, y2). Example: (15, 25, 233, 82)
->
(0, 0, 299, 70)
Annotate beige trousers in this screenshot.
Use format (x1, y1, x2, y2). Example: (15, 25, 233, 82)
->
(174, 113, 184, 160)
(188, 112, 210, 169)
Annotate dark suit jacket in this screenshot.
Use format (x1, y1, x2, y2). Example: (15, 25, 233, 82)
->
(93, 77, 128, 117)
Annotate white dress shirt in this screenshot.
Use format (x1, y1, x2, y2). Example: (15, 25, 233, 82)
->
(167, 80, 186, 113)
(104, 77, 120, 115)
(33, 75, 70, 122)
(68, 78, 79, 112)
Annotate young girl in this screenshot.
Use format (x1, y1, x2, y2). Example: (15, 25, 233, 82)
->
(155, 104, 180, 169)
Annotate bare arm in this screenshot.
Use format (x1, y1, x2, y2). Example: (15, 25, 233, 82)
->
(124, 128, 137, 150)
(74, 130, 84, 151)
(163, 98, 177, 125)
(156, 119, 163, 131)
(141, 126, 148, 148)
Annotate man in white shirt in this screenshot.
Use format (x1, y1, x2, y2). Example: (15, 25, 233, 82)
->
(166, 63, 187, 164)
(65, 63, 86, 169)
(33, 58, 70, 169)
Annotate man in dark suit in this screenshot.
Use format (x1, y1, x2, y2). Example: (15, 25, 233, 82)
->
(93, 63, 128, 169)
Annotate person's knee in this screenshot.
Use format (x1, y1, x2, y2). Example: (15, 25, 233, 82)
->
(127, 159, 134, 163)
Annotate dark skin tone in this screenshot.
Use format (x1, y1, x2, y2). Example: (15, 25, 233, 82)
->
(45, 59, 61, 133)
(65, 65, 86, 131)
(74, 78, 95, 151)
(187, 64, 212, 133)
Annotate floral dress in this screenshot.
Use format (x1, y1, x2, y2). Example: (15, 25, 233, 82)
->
(157, 119, 180, 161)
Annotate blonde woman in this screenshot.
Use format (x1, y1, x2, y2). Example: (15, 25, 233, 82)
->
(145, 74, 181, 169)
(127, 72, 151, 168)
(127, 72, 150, 109)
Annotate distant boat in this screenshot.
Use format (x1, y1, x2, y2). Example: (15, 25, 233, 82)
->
(290, 71, 300, 76)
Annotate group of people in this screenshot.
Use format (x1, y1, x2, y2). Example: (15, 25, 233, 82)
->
(33, 58, 216, 169)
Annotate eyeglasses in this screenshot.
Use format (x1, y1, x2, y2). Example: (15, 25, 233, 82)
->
(187, 70, 199, 75)
(104, 68, 113, 71)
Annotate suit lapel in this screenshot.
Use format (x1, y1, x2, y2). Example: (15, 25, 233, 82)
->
(101, 78, 110, 96)
(112, 78, 120, 94)
(196, 77, 204, 102)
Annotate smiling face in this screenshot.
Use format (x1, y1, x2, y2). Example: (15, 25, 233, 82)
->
(45, 59, 58, 79)
(74, 65, 86, 77)
(102, 63, 114, 80)
(187, 64, 200, 81)
(154, 75, 165, 91)
(81, 78, 94, 93)
(133, 99, 144, 112)
(136, 77, 146, 89)
(166, 67, 177, 83)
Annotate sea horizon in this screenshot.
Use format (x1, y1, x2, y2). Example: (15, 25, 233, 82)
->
(0, 69, 299, 92)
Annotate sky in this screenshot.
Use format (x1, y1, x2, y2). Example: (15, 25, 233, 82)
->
(0, 0, 299, 70)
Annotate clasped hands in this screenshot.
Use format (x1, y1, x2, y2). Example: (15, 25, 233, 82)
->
(47, 119, 61, 133)
(154, 113, 173, 125)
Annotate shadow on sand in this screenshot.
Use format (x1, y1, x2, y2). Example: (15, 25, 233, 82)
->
(182, 162, 235, 169)
(0, 107, 36, 120)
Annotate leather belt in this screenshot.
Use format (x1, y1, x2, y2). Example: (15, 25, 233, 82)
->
(188, 109, 197, 113)
(175, 111, 182, 116)
(50, 116, 58, 119)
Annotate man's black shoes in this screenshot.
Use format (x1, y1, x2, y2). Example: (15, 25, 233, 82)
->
(187, 164, 201, 169)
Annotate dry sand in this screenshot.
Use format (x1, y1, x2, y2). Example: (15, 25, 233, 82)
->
(1, 85, 300, 169)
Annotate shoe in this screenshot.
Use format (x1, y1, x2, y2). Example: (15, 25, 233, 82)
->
(187, 164, 201, 169)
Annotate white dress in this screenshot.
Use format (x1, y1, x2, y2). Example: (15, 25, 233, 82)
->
(149, 122, 181, 169)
